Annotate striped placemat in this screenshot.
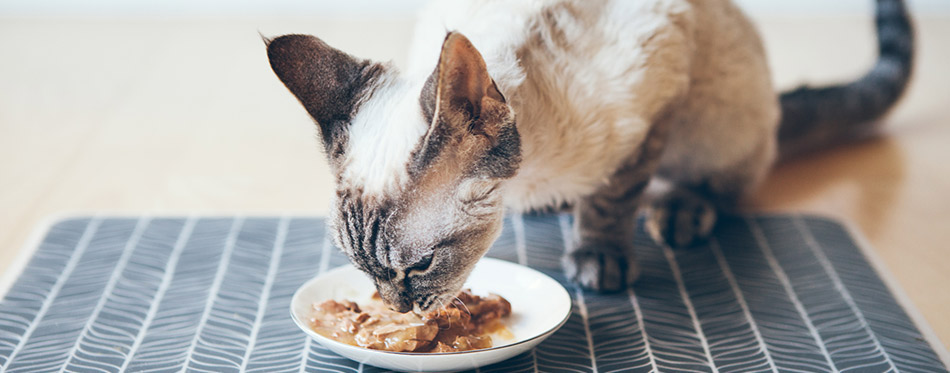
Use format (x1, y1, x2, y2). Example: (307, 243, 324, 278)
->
(0, 215, 947, 372)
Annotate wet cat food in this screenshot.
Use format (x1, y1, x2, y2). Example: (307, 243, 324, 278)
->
(308, 289, 511, 353)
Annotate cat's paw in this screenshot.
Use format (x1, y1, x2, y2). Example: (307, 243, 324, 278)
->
(646, 189, 717, 248)
(562, 244, 639, 292)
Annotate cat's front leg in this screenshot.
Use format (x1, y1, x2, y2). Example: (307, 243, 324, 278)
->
(565, 188, 645, 292)
(563, 124, 669, 292)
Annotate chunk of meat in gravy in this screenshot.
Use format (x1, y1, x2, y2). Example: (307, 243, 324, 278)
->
(309, 289, 511, 353)
(310, 299, 438, 352)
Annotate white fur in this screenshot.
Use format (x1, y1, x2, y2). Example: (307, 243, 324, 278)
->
(407, 1, 535, 94)
(342, 73, 428, 194)
(411, 0, 696, 210)
(344, 0, 778, 209)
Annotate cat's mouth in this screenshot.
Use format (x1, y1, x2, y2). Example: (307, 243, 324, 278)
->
(412, 303, 427, 315)
(376, 285, 454, 315)
(408, 292, 455, 315)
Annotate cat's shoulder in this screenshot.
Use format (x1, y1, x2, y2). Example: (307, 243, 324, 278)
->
(408, 0, 698, 91)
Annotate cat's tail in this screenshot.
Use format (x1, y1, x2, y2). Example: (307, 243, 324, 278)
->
(777, 0, 914, 161)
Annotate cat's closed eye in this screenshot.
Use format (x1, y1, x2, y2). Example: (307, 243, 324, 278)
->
(406, 253, 435, 277)
(407, 237, 457, 277)
(458, 180, 500, 213)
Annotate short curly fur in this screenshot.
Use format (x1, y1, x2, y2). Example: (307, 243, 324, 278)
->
(267, 0, 913, 306)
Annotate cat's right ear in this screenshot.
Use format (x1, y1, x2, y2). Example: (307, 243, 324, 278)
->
(266, 34, 383, 160)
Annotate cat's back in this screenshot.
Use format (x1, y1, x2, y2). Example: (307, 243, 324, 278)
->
(410, 0, 698, 209)
(408, 0, 695, 90)
(408, 0, 769, 210)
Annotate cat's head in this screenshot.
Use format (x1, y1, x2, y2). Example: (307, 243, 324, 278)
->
(267, 32, 520, 313)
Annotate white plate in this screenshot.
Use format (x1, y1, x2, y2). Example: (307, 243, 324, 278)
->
(290, 257, 572, 372)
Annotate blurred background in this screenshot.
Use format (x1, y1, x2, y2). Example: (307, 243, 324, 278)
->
(2, 0, 950, 17)
(1, 0, 948, 351)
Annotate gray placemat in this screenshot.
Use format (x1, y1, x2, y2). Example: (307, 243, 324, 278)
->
(0, 214, 947, 372)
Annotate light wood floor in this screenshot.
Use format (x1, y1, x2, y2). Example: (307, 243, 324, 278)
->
(1, 15, 948, 352)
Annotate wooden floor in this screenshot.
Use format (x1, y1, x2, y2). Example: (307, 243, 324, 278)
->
(1, 15, 948, 351)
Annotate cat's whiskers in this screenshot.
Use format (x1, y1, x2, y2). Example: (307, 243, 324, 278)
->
(453, 296, 472, 317)
(436, 298, 450, 331)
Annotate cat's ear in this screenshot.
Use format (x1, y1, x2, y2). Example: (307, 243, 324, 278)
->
(426, 32, 506, 124)
(417, 32, 520, 179)
(266, 34, 383, 159)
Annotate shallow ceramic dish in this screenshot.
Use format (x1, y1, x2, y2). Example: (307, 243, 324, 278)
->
(290, 257, 572, 372)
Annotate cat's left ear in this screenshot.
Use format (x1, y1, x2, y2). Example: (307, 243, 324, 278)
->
(427, 32, 506, 120)
(417, 32, 520, 179)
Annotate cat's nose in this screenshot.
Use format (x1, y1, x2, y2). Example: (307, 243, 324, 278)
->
(374, 279, 414, 313)
(388, 299, 412, 313)
(376, 287, 413, 313)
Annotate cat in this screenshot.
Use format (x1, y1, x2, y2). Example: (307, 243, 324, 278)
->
(266, 0, 913, 313)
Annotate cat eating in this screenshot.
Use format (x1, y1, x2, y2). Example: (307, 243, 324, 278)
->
(266, 0, 913, 313)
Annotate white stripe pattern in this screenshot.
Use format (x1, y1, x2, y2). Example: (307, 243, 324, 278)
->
(627, 288, 658, 372)
(2, 214, 947, 372)
(574, 288, 598, 373)
(661, 245, 717, 373)
(299, 227, 349, 373)
(240, 216, 290, 371)
(510, 212, 540, 373)
(118, 217, 197, 372)
(2, 217, 102, 371)
(57, 217, 150, 373)
(747, 217, 838, 372)
(318, 231, 333, 275)
(794, 216, 898, 372)
(513, 213, 528, 266)
(709, 238, 778, 372)
(558, 215, 599, 373)
(176, 217, 245, 370)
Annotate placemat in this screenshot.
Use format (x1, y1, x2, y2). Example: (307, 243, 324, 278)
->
(0, 215, 947, 372)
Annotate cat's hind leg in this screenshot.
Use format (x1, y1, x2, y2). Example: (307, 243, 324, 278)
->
(647, 125, 777, 248)
(645, 27, 781, 248)
(643, 181, 717, 248)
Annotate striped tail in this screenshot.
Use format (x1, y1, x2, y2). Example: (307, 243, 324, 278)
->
(777, 0, 914, 160)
